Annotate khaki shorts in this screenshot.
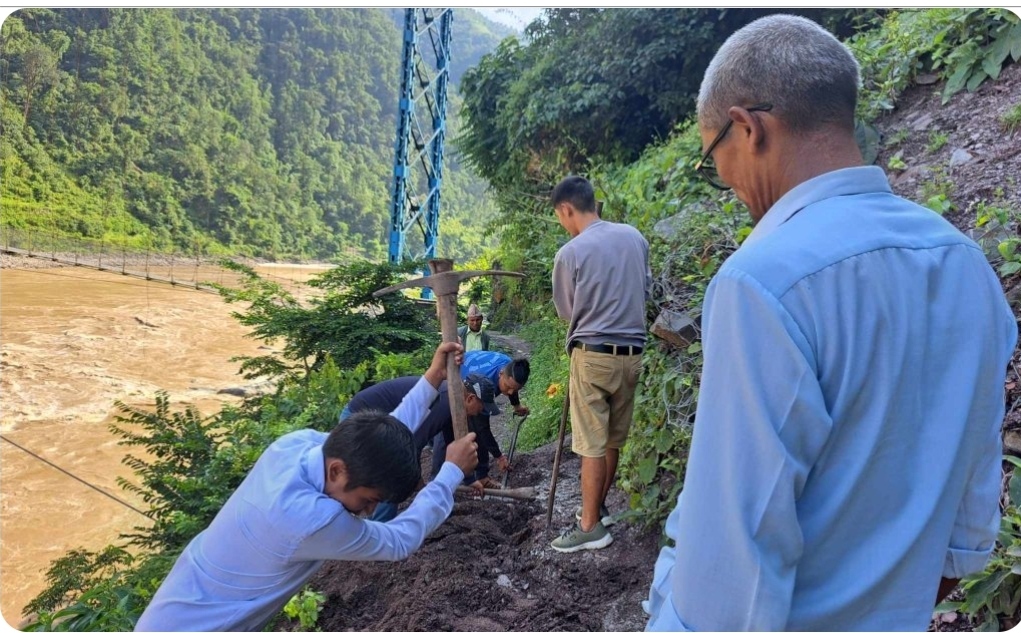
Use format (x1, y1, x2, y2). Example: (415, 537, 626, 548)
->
(569, 347, 642, 458)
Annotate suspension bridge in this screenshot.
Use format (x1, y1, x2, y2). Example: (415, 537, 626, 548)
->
(0, 227, 318, 296)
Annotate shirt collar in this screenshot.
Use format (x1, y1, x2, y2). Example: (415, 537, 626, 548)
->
(578, 218, 604, 235)
(303, 442, 327, 493)
(742, 166, 891, 247)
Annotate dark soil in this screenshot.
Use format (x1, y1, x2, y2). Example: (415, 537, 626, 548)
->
(875, 61, 1021, 229)
(296, 435, 658, 632)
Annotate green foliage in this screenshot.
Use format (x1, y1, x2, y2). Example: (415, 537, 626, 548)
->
(371, 349, 434, 382)
(950, 145, 1019, 282)
(885, 127, 911, 148)
(848, 9, 1021, 120)
(0, 8, 506, 260)
(919, 164, 955, 207)
(108, 393, 248, 552)
(854, 119, 882, 165)
(941, 458, 1021, 631)
(996, 240, 1021, 278)
(925, 194, 954, 215)
(934, 10, 1021, 104)
(22, 553, 175, 632)
(25, 583, 144, 632)
(887, 154, 908, 170)
(458, 8, 877, 187)
(23, 547, 135, 616)
(514, 317, 570, 451)
(927, 130, 949, 152)
(283, 587, 327, 630)
(1002, 102, 1021, 133)
(215, 258, 436, 380)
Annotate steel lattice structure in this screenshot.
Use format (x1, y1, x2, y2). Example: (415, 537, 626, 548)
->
(388, 8, 453, 298)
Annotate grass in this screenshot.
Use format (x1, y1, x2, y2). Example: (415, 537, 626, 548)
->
(1002, 102, 1021, 133)
(885, 128, 911, 147)
(926, 130, 949, 153)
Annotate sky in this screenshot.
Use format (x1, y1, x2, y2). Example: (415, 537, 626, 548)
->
(471, 7, 545, 32)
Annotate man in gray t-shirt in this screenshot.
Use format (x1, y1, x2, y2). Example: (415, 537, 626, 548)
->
(549, 175, 651, 553)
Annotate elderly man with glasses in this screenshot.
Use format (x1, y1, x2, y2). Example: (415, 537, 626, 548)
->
(644, 14, 1016, 632)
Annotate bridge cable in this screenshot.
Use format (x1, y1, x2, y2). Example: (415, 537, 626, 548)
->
(0, 434, 153, 521)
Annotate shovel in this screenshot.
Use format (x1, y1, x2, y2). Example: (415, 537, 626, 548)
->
(500, 413, 528, 489)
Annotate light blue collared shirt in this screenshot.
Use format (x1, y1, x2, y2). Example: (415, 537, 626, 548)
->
(644, 167, 1016, 631)
(135, 377, 464, 632)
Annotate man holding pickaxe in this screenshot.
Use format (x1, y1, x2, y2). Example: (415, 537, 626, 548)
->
(374, 260, 537, 506)
(340, 372, 503, 520)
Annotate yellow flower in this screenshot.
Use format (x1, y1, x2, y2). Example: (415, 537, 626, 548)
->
(546, 383, 561, 398)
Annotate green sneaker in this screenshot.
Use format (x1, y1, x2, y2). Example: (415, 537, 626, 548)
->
(550, 521, 613, 553)
(574, 503, 615, 527)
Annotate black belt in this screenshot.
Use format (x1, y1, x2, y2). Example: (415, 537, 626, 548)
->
(570, 341, 643, 356)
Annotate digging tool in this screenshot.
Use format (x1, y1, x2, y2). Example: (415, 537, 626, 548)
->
(545, 385, 570, 527)
(456, 485, 537, 500)
(373, 259, 524, 439)
(500, 413, 528, 489)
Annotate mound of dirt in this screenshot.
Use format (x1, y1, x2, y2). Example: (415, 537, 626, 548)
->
(290, 438, 658, 632)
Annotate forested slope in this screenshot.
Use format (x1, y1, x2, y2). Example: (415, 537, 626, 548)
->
(0, 8, 514, 260)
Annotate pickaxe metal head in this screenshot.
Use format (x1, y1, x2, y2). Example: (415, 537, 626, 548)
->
(372, 258, 524, 298)
(371, 259, 525, 444)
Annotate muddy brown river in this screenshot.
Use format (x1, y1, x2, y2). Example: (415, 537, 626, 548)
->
(0, 261, 330, 626)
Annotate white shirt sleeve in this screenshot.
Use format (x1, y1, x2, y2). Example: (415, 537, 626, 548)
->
(388, 376, 439, 434)
(291, 462, 463, 562)
(651, 269, 832, 631)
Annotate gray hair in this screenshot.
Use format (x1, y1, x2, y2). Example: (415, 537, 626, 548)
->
(697, 14, 860, 134)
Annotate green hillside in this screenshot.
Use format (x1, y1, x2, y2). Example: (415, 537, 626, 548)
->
(0, 8, 513, 261)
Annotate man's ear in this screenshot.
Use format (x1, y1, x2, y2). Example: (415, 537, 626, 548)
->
(728, 106, 767, 153)
(327, 458, 347, 484)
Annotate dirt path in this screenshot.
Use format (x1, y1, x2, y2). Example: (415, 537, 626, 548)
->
(488, 330, 532, 357)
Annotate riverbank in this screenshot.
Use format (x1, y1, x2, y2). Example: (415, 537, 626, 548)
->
(0, 257, 331, 624)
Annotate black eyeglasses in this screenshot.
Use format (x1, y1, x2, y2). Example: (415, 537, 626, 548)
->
(695, 103, 773, 191)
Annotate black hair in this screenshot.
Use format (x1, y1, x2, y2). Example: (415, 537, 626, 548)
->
(550, 175, 596, 214)
(502, 357, 531, 387)
(323, 411, 419, 503)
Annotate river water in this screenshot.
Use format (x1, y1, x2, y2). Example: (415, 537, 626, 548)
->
(0, 261, 330, 626)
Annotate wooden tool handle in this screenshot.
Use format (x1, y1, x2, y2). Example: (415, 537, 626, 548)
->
(428, 259, 469, 440)
(436, 291, 469, 440)
(457, 486, 537, 500)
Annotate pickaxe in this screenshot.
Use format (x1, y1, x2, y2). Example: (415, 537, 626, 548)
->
(373, 259, 537, 501)
(500, 412, 528, 489)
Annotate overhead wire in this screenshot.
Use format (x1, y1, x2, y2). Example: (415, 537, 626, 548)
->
(0, 434, 152, 520)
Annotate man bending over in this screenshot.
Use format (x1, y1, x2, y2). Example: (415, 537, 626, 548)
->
(135, 342, 478, 632)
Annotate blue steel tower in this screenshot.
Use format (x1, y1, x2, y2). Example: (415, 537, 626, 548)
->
(388, 8, 453, 299)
